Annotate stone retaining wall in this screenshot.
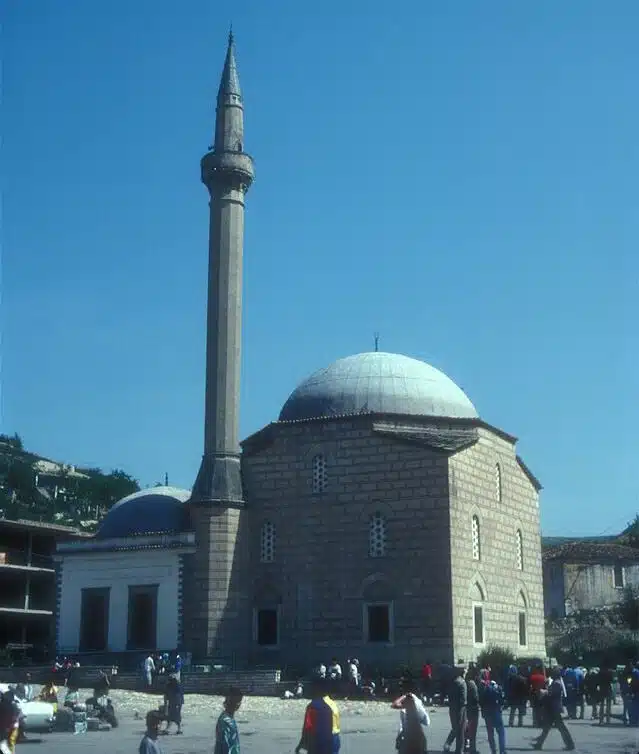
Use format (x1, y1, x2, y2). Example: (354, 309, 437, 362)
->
(0, 666, 282, 696)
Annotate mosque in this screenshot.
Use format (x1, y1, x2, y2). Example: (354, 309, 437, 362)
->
(56, 35, 546, 669)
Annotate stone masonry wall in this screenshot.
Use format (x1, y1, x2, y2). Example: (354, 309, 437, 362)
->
(242, 416, 455, 671)
(449, 427, 546, 662)
(182, 505, 250, 665)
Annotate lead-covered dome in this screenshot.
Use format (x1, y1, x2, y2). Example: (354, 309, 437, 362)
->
(279, 352, 478, 422)
(95, 486, 191, 540)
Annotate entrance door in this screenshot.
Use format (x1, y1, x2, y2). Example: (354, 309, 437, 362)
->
(127, 585, 159, 650)
(79, 587, 110, 652)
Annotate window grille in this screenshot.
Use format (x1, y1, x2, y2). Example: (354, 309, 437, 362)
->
(369, 513, 387, 558)
(312, 454, 327, 494)
(260, 521, 275, 563)
(472, 515, 481, 561)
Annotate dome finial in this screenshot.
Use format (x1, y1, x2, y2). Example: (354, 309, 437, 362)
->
(374, 332, 380, 352)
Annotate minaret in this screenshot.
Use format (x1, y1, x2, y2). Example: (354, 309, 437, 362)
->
(192, 30, 254, 505)
(183, 33, 253, 661)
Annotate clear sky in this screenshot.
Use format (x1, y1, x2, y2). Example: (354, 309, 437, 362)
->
(3, 1, 638, 536)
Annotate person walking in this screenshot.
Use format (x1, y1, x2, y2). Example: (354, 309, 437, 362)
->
(584, 667, 599, 720)
(506, 665, 528, 727)
(629, 663, 639, 727)
(619, 663, 633, 725)
(295, 676, 341, 754)
(532, 668, 575, 751)
(420, 662, 433, 705)
(443, 665, 467, 754)
(528, 665, 547, 728)
(139, 710, 163, 754)
(391, 679, 430, 753)
(143, 654, 156, 689)
(478, 670, 506, 754)
(465, 667, 480, 754)
(162, 675, 184, 735)
(395, 692, 429, 754)
(214, 688, 243, 754)
(597, 662, 615, 725)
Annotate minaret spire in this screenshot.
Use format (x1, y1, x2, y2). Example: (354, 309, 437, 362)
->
(191, 33, 254, 505)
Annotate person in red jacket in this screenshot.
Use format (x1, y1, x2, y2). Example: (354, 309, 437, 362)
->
(420, 662, 433, 704)
(529, 666, 548, 728)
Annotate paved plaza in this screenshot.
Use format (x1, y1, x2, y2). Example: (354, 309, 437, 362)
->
(26, 692, 639, 754)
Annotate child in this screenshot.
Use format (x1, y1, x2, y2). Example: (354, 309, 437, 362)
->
(139, 710, 163, 754)
(214, 688, 243, 754)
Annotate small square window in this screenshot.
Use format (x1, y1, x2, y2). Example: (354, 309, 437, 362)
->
(365, 603, 392, 643)
(613, 564, 625, 589)
(473, 604, 484, 645)
(518, 611, 527, 647)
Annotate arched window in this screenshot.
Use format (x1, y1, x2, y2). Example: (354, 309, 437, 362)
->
(495, 463, 502, 502)
(517, 591, 527, 647)
(516, 529, 524, 571)
(312, 454, 327, 494)
(472, 515, 481, 561)
(369, 513, 387, 558)
(470, 581, 485, 645)
(260, 521, 275, 563)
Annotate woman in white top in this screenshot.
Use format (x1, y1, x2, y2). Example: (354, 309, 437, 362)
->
(391, 681, 430, 753)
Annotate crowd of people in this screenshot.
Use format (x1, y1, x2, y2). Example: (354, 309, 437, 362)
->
(4, 654, 639, 753)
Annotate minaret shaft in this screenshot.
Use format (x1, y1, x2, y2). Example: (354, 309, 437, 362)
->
(191, 34, 254, 506)
(203, 187, 245, 456)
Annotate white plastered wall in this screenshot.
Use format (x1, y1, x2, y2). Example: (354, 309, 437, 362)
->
(58, 549, 180, 652)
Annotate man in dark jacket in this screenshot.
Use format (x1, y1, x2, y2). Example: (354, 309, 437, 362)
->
(464, 668, 480, 754)
(533, 669, 575, 751)
(597, 663, 615, 725)
(505, 665, 528, 727)
(443, 665, 467, 754)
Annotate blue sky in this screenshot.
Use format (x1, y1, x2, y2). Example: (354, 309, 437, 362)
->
(3, 1, 638, 536)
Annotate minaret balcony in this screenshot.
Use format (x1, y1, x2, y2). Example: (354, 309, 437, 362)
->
(201, 151, 255, 189)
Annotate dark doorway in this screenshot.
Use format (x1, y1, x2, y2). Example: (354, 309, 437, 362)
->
(79, 587, 110, 652)
(256, 608, 278, 646)
(127, 585, 158, 650)
(366, 603, 391, 643)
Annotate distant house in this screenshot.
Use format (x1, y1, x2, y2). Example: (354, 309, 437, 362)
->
(0, 439, 89, 510)
(543, 541, 639, 620)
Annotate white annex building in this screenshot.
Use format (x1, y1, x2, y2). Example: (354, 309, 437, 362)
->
(56, 488, 194, 654)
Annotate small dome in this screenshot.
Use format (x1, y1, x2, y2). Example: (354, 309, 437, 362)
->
(279, 351, 478, 422)
(95, 486, 191, 540)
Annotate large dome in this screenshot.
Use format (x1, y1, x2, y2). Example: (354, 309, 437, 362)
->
(95, 486, 191, 540)
(279, 352, 478, 422)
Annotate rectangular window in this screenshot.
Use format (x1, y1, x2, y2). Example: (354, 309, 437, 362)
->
(127, 585, 159, 651)
(613, 564, 625, 589)
(518, 611, 527, 646)
(256, 608, 278, 646)
(473, 604, 484, 645)
(365, 603, 392, 643)
(79, 587, 110, 652)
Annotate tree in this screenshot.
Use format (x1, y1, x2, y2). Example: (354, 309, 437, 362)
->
(76, 469, 139, 520)
(618, 586, 639, 631)
(476, 645, 517, 677)
(620, 515, 639, 548)
(0, 433, 23, 450)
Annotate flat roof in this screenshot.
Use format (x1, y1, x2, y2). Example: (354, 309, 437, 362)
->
(0, 517, 89, 538)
